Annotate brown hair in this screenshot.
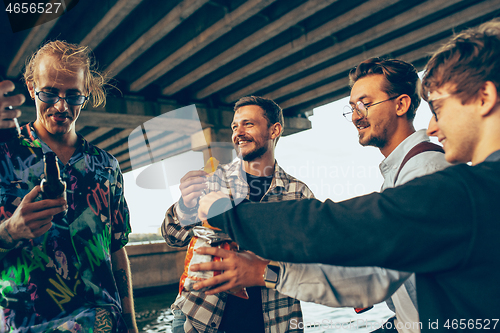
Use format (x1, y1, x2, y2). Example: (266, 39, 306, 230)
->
(422, 19, 500, 104)
(24, 40, 108, 107)
(349, 58, 421, 121)
(234, 96, 284, 144)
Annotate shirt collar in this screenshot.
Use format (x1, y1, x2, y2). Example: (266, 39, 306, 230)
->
(379, 129, 430, 176)
(484, 150, 500, 162)
(22, 122, 99, 157)
(226, 158, 288, 190)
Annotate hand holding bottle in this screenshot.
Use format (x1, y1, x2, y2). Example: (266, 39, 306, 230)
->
(0, 186, 67, 248)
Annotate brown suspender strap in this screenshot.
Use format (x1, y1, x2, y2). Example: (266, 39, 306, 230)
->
(394, 141, 445, 184)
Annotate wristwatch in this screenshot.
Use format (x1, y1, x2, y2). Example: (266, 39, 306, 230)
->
(263, 261, 280, 289)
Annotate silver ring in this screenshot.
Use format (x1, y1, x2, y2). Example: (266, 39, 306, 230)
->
(5, 105, 13, 110)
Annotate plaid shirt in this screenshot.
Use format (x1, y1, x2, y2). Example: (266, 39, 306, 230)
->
(162, 159, 313, 333)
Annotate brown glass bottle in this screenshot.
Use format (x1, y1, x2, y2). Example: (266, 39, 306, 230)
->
(40, 152, 67, 219)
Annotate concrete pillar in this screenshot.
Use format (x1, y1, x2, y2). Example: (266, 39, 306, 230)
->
(191, 127, 234, 165)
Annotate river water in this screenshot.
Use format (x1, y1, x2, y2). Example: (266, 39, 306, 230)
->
(134, 287, 394, 333)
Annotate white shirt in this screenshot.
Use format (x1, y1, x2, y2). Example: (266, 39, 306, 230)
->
(277, 129, 450, 333)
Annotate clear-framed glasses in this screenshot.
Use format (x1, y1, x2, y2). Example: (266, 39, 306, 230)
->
(342, 95, 399, 122)
(427, 94, 451, 122)
(35, 90, 88, 106)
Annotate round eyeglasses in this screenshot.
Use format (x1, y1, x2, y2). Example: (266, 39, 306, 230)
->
(342, 95, 399, 122)
(427, 94, 451, 122)
(35, 90, 88, 106)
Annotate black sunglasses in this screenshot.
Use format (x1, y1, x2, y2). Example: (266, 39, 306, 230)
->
(35, 90, 88, 106)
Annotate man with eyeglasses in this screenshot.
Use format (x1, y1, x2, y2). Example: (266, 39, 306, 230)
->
(0, 41, 137, 332)
(199, 19, 500, 332)
(193, 59, 450, 332)
(274, 58, 450, 332)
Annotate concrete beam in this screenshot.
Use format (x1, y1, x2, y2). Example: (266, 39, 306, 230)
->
(278, 38, 449, 110)
(283, 116, 312, 136)
(126, 137, 192, 170)
(18, 96, 310, 174)
(279, 36, 451, 113)
(83, 127, 114, 142)
(195, 0, 400, 100)
(96, 128, 134, 151)
(7, 16, 60, 77)
(268, 0, 500, 105)
(109, 141, 132, 158)
(104, 0, 210, 76)
(130, 0, 278, 92)
(79, 0, 144, 49)
(223, 0, 464, 104)
(19, 105, 201, 133)
(161, 0, 339, 96)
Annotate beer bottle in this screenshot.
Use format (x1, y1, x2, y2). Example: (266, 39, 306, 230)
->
(40, 152, 67, 219)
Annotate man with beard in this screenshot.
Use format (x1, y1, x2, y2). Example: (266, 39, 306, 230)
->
(0, 41, 137, 332)
(161, 96, 313, 333)
(199, 20, 500, 332)
(191, 59, 450, 333)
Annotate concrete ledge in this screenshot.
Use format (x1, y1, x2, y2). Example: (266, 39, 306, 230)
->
(126, 242, 188, 290)
(126, 241, 187, 256)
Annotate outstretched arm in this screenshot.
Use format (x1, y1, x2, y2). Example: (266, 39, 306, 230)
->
(277, 263, 411, 308)
(201, 167, 474, 274)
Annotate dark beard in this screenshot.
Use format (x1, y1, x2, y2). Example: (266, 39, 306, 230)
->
(241, 145, 268, 161)
(359, 126, 388, 149)
(359, 136, 387, 149)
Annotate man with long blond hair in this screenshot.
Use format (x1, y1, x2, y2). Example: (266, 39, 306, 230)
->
(0, 41, 137, 332)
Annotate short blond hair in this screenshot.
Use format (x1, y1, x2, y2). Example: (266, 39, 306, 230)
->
(24, 40, 108, 107)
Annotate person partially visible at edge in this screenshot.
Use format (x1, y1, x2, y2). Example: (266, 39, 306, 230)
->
(192, 58, 450, 333)
(198, 20, 500, 332)
(0, 41, 138, 332)
(0, 78, 24, 131)
(161, 96, 314, 333)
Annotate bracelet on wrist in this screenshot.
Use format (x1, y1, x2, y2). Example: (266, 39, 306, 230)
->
(0, 247, 12, 253)
(178, 198, 198, 213)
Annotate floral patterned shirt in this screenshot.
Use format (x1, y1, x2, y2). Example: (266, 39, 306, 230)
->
(0, 124, 131, 333)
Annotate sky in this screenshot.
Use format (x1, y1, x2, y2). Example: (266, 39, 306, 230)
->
(123, 81, 436, 235)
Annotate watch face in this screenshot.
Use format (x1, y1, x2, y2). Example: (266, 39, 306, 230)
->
(265, 265, 280, 283)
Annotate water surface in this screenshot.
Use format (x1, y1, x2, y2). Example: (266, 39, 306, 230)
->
(134, 287, 394, 332)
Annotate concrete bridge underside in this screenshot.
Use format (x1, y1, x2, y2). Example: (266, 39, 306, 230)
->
(2, 0, 499, 171)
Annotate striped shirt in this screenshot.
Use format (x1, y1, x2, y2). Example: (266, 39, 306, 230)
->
(162, 159, 313, 333)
